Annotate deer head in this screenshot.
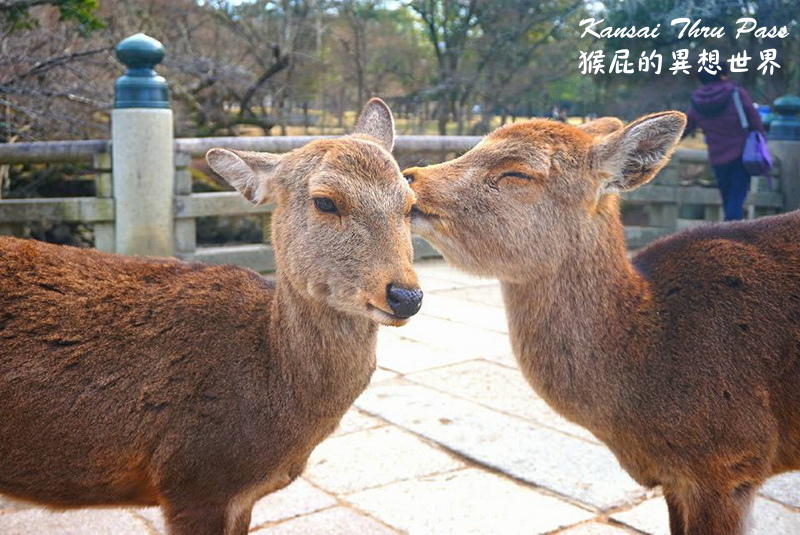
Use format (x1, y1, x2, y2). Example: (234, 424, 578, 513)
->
(207, 99, 422, 325)
(403, 113, 685, 282)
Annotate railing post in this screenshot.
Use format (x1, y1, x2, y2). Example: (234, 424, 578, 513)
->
(92, 151, 115, 251)
(111, 33, 174, 256)
(767, 95, 800, 212)
(173, 151, 196, 255)
(647, 158, 679, 230)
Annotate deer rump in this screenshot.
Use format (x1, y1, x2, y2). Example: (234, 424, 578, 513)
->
(0, 239, 281, 506)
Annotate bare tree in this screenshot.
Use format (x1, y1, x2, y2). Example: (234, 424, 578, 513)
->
(409, 0, 480, 134)
(1, 1, 112, 142)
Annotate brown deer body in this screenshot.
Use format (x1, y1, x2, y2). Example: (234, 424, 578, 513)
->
(0, 99, 421, 535)
(404, 113, 800, 534)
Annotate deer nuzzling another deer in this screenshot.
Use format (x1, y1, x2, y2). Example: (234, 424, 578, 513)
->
(0, 98, 422, 535)
(404, 112, 800, 535)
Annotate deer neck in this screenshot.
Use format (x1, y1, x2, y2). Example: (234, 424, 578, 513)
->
(500, 213, 651, 425)
(268, 276, 378, 418)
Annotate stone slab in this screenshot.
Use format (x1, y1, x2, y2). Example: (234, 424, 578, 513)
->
(357, 380, 645, 510)
(553, 522, 637, 534)
(610, 497, 669, 535)
(760, 471, 800, 508)
(347, 467, 593, 535)
(375, 330, 478, 375)
(371, 367, 398, 383)
(0, 495, 33, 513)
(388, 315, 513, 362)
(435, 284, 505, 307)
(483, 351, 522, 369)
(416, 261, 495, 291)
(407, 360, 599, 442)
(752, 497, 800, 534)
(417, 292, 508, 333)
(247, 478, 337, 529)
(0, 507, 152, 535)
(252, 506, 399, 534)
(305, 425, 464, 495)
(331, 408, 386, 437)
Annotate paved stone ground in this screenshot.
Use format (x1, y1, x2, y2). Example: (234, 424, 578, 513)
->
(2, 259, 799, 534)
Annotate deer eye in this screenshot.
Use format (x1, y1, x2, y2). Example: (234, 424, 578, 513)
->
(313, 197, 338, 214)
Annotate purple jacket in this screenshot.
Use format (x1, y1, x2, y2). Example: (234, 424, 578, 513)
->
(684, 79, 765, 166)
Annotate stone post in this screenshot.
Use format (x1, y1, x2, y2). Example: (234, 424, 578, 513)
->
(111, 33, 174, 256)
(173, 151, 196, 255)
(92, 151, 115, 252)
(767, 95, 800, 212)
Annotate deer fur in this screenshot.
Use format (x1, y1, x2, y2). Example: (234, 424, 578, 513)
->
(404, 112, 800, 535)
(0, 98, 421, 535)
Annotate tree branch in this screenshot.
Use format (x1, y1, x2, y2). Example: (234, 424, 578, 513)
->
(238, 50, 291, 118)
(0, 0, 53, 11)
(3, 46, 112, 85)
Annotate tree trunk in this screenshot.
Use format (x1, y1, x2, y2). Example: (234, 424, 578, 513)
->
(337, 86, 345, 129)
(437, 96, 448, 135)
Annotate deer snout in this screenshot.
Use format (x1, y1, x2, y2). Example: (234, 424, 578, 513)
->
(386, 283, 423, 319)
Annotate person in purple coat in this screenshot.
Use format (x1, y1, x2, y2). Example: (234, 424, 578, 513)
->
(684, 63, 765, 220)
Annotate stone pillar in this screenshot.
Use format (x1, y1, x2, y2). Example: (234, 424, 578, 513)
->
(768, 95, 800, 212)
(111, 33, 174, 256)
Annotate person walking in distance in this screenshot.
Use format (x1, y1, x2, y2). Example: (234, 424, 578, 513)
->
(684, 62, 766, 220)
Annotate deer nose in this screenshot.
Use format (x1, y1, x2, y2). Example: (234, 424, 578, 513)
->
(386, 284, 423, 319)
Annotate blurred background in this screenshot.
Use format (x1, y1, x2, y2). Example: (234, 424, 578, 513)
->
(2, 0, 797, 143)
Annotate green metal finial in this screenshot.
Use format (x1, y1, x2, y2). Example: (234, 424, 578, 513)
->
(769, 94, 800, 141)
(114, 33, 169, 109)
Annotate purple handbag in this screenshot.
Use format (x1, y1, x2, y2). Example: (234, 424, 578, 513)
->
(742, 130, 773, 176)
(733, 89, 773, 177)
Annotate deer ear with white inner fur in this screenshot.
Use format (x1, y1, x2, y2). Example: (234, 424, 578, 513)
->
(206, 148, 281, 205)
(593, 111, 686, 193)
(352, 97, 395, 153)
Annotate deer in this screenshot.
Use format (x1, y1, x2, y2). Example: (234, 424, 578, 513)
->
(0, 98, 422, 535)
(403, 112, 800, 535)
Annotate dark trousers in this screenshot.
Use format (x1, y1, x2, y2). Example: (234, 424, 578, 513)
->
(712, 159, 751, 221)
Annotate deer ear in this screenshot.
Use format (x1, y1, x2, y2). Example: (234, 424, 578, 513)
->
(578, 117, 624, 135)
(352, 97, 395, 152)
(593, 111, 686, 193)
(206, 148, 281, 205)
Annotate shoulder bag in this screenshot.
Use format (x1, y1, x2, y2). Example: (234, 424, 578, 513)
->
(732, 89, 773, 177)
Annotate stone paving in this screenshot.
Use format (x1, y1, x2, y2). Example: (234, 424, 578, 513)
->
(2, 259, 800, 534)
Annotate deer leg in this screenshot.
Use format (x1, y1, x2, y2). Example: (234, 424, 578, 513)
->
(226, 501, 254, 535)
(163, 503, 226, 535)
(682, 482, 756, 535)
(163, 499, 252, 535)
(664, 491, 687, 535)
